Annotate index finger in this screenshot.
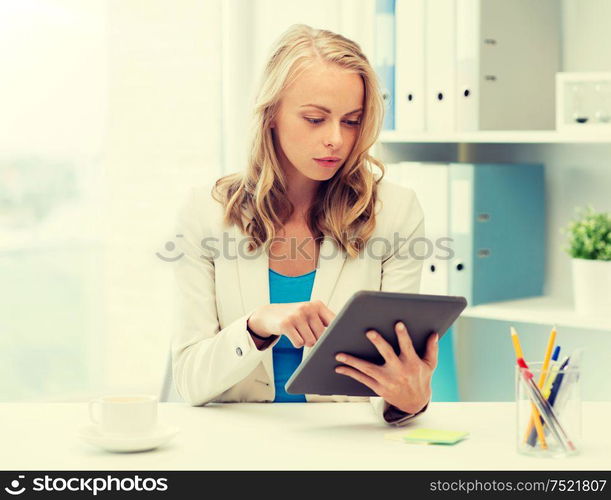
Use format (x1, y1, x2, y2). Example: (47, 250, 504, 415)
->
(315, 300, 336, 327)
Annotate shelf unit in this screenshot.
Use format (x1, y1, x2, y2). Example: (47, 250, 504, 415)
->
(377, 130, 611, 333)
(461, 296, 611, 332)
(380, 130, 611, 144)
(372, 1, 611, 401)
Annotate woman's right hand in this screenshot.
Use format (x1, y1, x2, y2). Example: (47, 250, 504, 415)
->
(247, 300, 336, 348)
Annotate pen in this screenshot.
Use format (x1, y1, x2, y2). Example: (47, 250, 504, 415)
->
(510, 327, 547, 448)
(547, 356, 571, 407)
(553, 349, 583, 417)
(527, 355, 570, 447)
(522, 325, 556, 446)
(518, 358, 576, 452)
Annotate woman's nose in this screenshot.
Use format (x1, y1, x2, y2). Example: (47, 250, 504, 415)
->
(323, 122, 343, 149)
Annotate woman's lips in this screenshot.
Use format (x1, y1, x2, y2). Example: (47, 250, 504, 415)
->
(314, 158, 341, 167)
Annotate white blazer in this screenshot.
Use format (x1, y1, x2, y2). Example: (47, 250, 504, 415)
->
(171, 175, 427, 426)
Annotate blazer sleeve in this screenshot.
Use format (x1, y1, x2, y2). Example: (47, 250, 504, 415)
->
(369, 185, 430, 426)
(171, 186, 280, 406)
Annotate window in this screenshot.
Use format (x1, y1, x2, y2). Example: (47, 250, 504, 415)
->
(0, 0, 223, 401)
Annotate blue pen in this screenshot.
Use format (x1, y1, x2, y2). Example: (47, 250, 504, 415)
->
(527, 355, 570, 446)
(548, 356, 571, 406)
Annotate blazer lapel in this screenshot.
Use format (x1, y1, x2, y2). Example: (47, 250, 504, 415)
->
(303, 235, 347, 361)
(309, 235, 347, 306)
(233, 223, 271, 323)
(233, 223, 347, 381)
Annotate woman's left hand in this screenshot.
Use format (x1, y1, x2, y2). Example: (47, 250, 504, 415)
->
(334, 321, 438, 414)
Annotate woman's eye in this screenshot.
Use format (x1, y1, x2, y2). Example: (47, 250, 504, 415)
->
(304, 118, 361, 126)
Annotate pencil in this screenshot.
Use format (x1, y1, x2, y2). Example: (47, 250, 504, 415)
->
(523, 325, 557, 446)
(542, 346, 561, 398)
(510, 327, 524, 359)
(510, 326, 547, 448)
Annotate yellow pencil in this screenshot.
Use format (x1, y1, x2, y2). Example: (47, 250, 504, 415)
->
(539, 325, 557, 384)
(522, 325, 557, 446)
(510, 327, 524, 359)
(511, 326, 547, 449)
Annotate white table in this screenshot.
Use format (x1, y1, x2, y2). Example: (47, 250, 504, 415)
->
(1, 402, 609, 470)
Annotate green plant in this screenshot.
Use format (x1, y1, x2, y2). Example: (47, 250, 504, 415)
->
(562, 205, 611, 261)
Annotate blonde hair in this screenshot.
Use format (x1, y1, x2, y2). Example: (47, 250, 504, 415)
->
(212, 24, 386, 258)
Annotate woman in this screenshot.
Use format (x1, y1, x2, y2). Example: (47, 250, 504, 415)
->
(172, 24, 437, 426)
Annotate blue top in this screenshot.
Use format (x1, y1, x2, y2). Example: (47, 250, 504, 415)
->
(268, 267, 316, 402)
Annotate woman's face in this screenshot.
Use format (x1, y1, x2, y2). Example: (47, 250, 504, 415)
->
(271, 61, 364, 183)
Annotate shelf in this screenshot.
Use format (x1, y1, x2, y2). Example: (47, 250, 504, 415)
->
(379, 130, 611, 144)
(460, 296, 611, 332)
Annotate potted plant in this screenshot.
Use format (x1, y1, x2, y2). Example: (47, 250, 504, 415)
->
(563, 206, 611, 314)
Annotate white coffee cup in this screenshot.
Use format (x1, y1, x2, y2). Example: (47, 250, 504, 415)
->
(88, 395, 158, 436)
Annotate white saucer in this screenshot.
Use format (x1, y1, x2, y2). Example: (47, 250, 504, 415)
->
(78, 423, 180, 452)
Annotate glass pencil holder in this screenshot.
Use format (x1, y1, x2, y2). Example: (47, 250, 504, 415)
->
(515, 362, 581, 458)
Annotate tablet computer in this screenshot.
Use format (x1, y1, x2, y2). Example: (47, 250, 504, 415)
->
(285, 291, 467, 397)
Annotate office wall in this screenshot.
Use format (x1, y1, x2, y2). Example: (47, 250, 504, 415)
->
(562, 0, 611, 71)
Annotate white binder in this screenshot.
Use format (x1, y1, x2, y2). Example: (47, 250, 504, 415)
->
(398, 162, 450, 295)
(385, 162, 450, 295)
(455, 0, 561, 131)
(425, 0, 457, 132)
(395, 0, 426, 133)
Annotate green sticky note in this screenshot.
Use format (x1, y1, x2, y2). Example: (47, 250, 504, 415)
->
(402, 428, 469, 445)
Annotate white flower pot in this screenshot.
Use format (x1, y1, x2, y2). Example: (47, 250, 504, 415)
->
(571, 258, 611, 315)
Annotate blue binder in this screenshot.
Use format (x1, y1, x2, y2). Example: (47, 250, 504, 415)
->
(375, 0, 395, 130)
(447, 162, 545, 305)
